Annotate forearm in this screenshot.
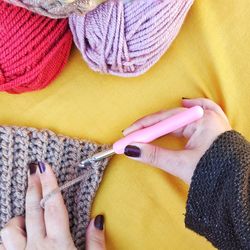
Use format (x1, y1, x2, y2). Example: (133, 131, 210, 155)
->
(185, 131, 250, 249)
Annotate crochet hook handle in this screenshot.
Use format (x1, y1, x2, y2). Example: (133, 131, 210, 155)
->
(113, 106, 204, 154)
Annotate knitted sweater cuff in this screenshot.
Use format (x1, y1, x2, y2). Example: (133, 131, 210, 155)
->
(185, 130, 250, 249)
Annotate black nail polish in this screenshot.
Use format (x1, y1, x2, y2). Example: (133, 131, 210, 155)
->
(124, 145, 141, 158)
(182, 97, 190, 100)
(94, 215, 104, 230)
(38, 162, 46, 174)
(29, 162, 37, 175)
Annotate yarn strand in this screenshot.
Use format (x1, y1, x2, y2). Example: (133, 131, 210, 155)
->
(0, 126, 110, 248)
(40, 167, 93, 209)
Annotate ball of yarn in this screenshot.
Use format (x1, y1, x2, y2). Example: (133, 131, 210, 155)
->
(0, 1, 72, 94)
(69, 0, 194, 77)
(4, 0, 106, 18)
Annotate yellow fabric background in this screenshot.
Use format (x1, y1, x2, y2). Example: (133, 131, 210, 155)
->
(0, 0, 249, 249)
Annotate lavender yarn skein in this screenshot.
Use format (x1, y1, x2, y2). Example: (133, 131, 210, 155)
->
(69, 0, 193, 77)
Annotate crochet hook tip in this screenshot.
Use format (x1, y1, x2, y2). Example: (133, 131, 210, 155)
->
(79, 159, 93, 168)
(79, 148, 115, 168)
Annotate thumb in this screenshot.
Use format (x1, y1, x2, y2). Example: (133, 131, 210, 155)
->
(86, 215, 106, 250)
(124, 143, 197, 184)
(0, 216, 26, 250)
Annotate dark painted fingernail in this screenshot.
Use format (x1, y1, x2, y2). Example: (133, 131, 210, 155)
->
(124, 145, 141, 158)
(29, 162, 37, 175)
(182, 97, 190, 100)
(94, 215, 104, 230)
(38, 162, 46, 174)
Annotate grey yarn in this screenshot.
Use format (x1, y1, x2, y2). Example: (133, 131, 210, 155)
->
(0, 126, 110, 249)
(4, 0, 105, 18)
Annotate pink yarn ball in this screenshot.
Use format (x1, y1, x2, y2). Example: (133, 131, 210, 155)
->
(69, 0, 193, 77)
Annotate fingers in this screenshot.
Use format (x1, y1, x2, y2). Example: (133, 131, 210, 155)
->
(123, 98, 228, 137)
(182, 98, 229, 122)
(86, 215, 106, 250)
(0, 216, 26, 250)
(0, 245, 5, 250)
(123, 108, 186, 136)
(124, 143, 196, 183)
(25, 163, 46, 241)
(37, 162, 72, 241)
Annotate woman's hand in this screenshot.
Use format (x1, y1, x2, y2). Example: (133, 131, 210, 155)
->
(123, 98, 232, 184)
(0, 163, 106, 250)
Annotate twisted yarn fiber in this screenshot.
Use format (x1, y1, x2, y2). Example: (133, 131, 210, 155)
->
(0, 1, 72, 94)
(0, 126, 110, 249)
(4, 0, 106, 18)
(69, 0, 194, 77)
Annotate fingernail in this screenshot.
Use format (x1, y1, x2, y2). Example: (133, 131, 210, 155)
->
(94, 215, 104, 230)
(124, 145, 141, 158)
(29, 162, 37, 175)
(182, 97, 190, 100)
(38, 162, 46, 174)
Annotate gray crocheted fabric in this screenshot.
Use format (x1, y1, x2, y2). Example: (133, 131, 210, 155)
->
(0, 126, 110, 249)
(4, 0, 105, 18)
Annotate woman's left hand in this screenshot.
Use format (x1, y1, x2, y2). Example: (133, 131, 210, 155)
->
(0, 162, 106, 250)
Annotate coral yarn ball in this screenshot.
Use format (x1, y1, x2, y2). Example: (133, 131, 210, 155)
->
(0, 0, 72, 94)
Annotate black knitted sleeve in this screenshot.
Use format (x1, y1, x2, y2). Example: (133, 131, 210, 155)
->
(185, 131, 250, 250)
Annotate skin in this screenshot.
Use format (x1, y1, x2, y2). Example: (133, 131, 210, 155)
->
(0, 163, 106, 250)
(0, 98, 231, 249)
(123, 98, 232, 184)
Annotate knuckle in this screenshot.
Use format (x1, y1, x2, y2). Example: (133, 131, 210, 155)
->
(204, 97, 213, 103)
(26, 202, 42, 216)
(146, 146, 159, 166)
(89, 234, 105, 248)
(45, 202, 60, 216)
(26, 181, 36, 193)
(157, 110, 165, 115)
(26, 241, 41, 250)
(201, 97, 212, 104)
(41, 179, 52, 191)
(204, 109, 216, 118)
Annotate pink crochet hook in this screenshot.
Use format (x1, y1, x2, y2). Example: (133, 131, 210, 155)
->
(80, 106, 204, 167)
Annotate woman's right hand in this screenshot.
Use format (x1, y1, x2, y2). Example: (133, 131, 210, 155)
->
(123, 98, 232, 184)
